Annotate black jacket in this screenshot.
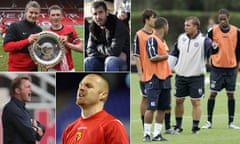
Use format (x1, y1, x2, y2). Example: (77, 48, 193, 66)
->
(2, 97, 45, 144)
(4, 19, 42, 53)
(87, 14, 130, 68)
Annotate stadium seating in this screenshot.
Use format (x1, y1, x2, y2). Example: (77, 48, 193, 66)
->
(0, 0, 83, 26)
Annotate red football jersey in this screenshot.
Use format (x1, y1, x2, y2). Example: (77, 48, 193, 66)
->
(48, 25, 81, 71)
(62, 110, 129, 144)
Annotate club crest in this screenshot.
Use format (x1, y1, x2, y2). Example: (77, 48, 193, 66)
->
(76, 132, 82, 141)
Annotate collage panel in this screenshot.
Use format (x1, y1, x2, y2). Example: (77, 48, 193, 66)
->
(1, 0, 239, 143)
(56, 72, 130, 143)
(0, 0, 83, 72)
(131, 0, 240, 144)
(84, 0, 130, 72)
(0, 72, 55, 144)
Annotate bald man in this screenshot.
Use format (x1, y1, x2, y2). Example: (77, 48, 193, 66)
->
(62, 74, 129, 144)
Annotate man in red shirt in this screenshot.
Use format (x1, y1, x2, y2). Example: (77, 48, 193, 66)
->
(47, 5, 82, 71)
(62, 74, 129, 144)
(0, 22, 7, 38)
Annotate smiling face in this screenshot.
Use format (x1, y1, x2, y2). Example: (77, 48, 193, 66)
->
(25, 7, 40, 23)
(49, 9, 63, 29)
(16, 79, 32, 102)
(76, 74, 109, 108)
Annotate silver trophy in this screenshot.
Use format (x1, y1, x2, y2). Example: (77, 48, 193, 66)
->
(28, 31, 65, 67)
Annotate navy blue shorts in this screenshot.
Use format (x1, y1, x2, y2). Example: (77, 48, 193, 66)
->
(175, 75, 204, 99)
(145, 75, 171, 110)
(139, 81, 147, 97)
(210, 69, 237, 92)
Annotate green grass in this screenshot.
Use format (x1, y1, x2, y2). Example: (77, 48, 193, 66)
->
(72, 26, 84, 71)
(0, 26, 84, 71)
(131, 72, 240, 144)
(0, 36, 8, 71)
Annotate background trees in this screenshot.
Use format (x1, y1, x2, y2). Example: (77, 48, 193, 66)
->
(131, 0, 240, 48)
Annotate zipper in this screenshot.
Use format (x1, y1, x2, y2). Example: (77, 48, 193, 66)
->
(187, 39, 191, 52)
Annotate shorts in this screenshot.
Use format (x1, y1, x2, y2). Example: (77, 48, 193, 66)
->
(175, 75, 204, 99)
(139, 81, 147, 97)
(210, 69, 237, 92)
(145, 75, 171, 110)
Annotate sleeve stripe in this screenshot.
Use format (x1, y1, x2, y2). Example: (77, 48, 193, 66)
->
(147, 37, 158, 58)
(133, 34, 139, 55)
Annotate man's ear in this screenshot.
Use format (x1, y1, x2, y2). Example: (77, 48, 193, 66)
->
(15, 88, 20, 95)
(106, 10, 109, 16)
(99, 91, 108, 101)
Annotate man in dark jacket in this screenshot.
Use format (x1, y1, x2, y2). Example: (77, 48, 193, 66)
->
(2, 75, 45, 144)
(3, 1, 41, 71)
(84, 1, 130, 71)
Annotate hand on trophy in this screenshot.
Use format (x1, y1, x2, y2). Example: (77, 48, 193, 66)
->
(28, 31, 65, 71)
(28, 33, 39, 43)
(58, 35, 83, 52)
(59, 35, 68, 45)
(59, 35, 74, 50)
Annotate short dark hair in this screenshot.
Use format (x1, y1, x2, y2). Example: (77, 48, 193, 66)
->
(48, 5, 63, 14)
(25, 1, 40, 11)
(154, 17, 168, 29)
(91, 1, 107, 11)
(218, 8, 229, 17)
(185, 16, 200, 29)
(142, 9, 157, 24)
(10, 75, 32, 96)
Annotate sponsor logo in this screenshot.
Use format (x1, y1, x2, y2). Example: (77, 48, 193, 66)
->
(194, 42, 199, 47)
(76, 132, 82, 141)
(22, 32, 27, 35)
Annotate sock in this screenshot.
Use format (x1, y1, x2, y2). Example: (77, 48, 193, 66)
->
(165, 112, 171, 130)
(192, 120, 200, 129)
(153, 123, 162, 137)
(144, 123, 152, 136)
(141, 115, 144, 128)
(176, 117, 182, 128)
(207, 99, 215, 123)
(228, 99, 235, 124)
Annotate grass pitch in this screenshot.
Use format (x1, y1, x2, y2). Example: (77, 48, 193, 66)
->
(0, 26, 84, 71)
(131, 72, 240, 144)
